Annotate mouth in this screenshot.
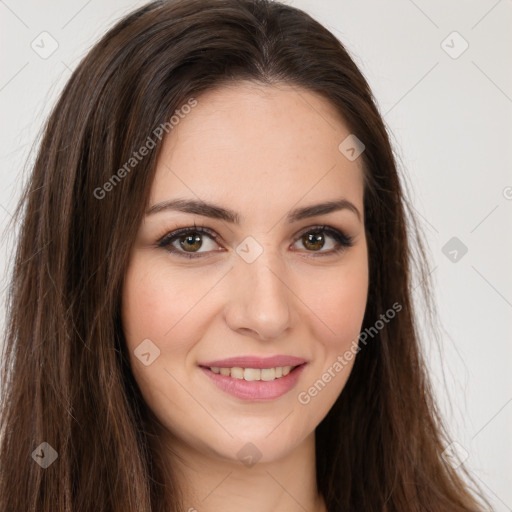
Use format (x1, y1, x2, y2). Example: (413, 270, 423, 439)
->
(198, 361, 307, 401)
(202, 364, 303, 381)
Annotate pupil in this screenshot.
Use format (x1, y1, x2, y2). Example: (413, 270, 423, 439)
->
(305, 232, 324, 251)
(181, 233, 202, 251)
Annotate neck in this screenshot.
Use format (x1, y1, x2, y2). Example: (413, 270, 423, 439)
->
(160, 430, 327, 512)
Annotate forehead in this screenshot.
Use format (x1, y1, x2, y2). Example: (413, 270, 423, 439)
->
(150, 82, 365, 225)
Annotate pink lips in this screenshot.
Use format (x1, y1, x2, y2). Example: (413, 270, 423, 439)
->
(199, 355, 308, 402)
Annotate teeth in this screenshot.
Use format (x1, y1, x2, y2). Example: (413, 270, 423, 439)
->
(261, 368, 275, 381)
(244, 368, 260, 381)
(209, 365, 295, 381)
(231, 367, 244, 379)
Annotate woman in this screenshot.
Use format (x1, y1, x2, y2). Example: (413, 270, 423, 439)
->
(0, 0, 492, 510)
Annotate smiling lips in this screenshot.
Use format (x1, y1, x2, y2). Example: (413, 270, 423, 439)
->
(199, 355, 307, 401)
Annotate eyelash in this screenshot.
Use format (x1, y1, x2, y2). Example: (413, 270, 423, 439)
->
(156, 223, 354, 260)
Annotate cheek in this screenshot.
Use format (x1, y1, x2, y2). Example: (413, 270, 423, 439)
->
(292, 248, 368, 409)
(293, 256, 368, 416)
(301, 248, 369, 352)
(120, 257, 213, 427)
(121, 256, 214, 353)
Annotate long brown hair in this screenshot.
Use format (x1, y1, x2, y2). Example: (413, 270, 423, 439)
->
(0, 0, 492, 510)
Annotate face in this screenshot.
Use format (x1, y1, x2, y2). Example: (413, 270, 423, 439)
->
(121, 82, 369, 465)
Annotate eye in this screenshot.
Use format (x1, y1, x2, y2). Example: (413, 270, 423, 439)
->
(157, 224, 354, 259)
(291, 225, 354, 256)
(157, 225, 222, 259)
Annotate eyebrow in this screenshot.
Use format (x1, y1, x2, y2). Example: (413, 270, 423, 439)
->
(145, 197, 362, 223)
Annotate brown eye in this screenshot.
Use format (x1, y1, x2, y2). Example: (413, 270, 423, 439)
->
(158, 225, 354, 260)
(158, 227, 222, 259)
(293, 226, 354, 256)
(179, 233, 203, 252)
(302, 232, 325, 251)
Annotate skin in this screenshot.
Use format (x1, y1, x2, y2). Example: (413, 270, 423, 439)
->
(121, 81, 369, 512)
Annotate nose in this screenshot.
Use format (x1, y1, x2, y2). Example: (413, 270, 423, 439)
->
(224, 246, 294, 340)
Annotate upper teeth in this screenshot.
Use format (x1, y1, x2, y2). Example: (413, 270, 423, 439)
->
(209, 366, 295, 381)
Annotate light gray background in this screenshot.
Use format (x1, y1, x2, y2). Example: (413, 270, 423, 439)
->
(1, 1, 511, 510)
